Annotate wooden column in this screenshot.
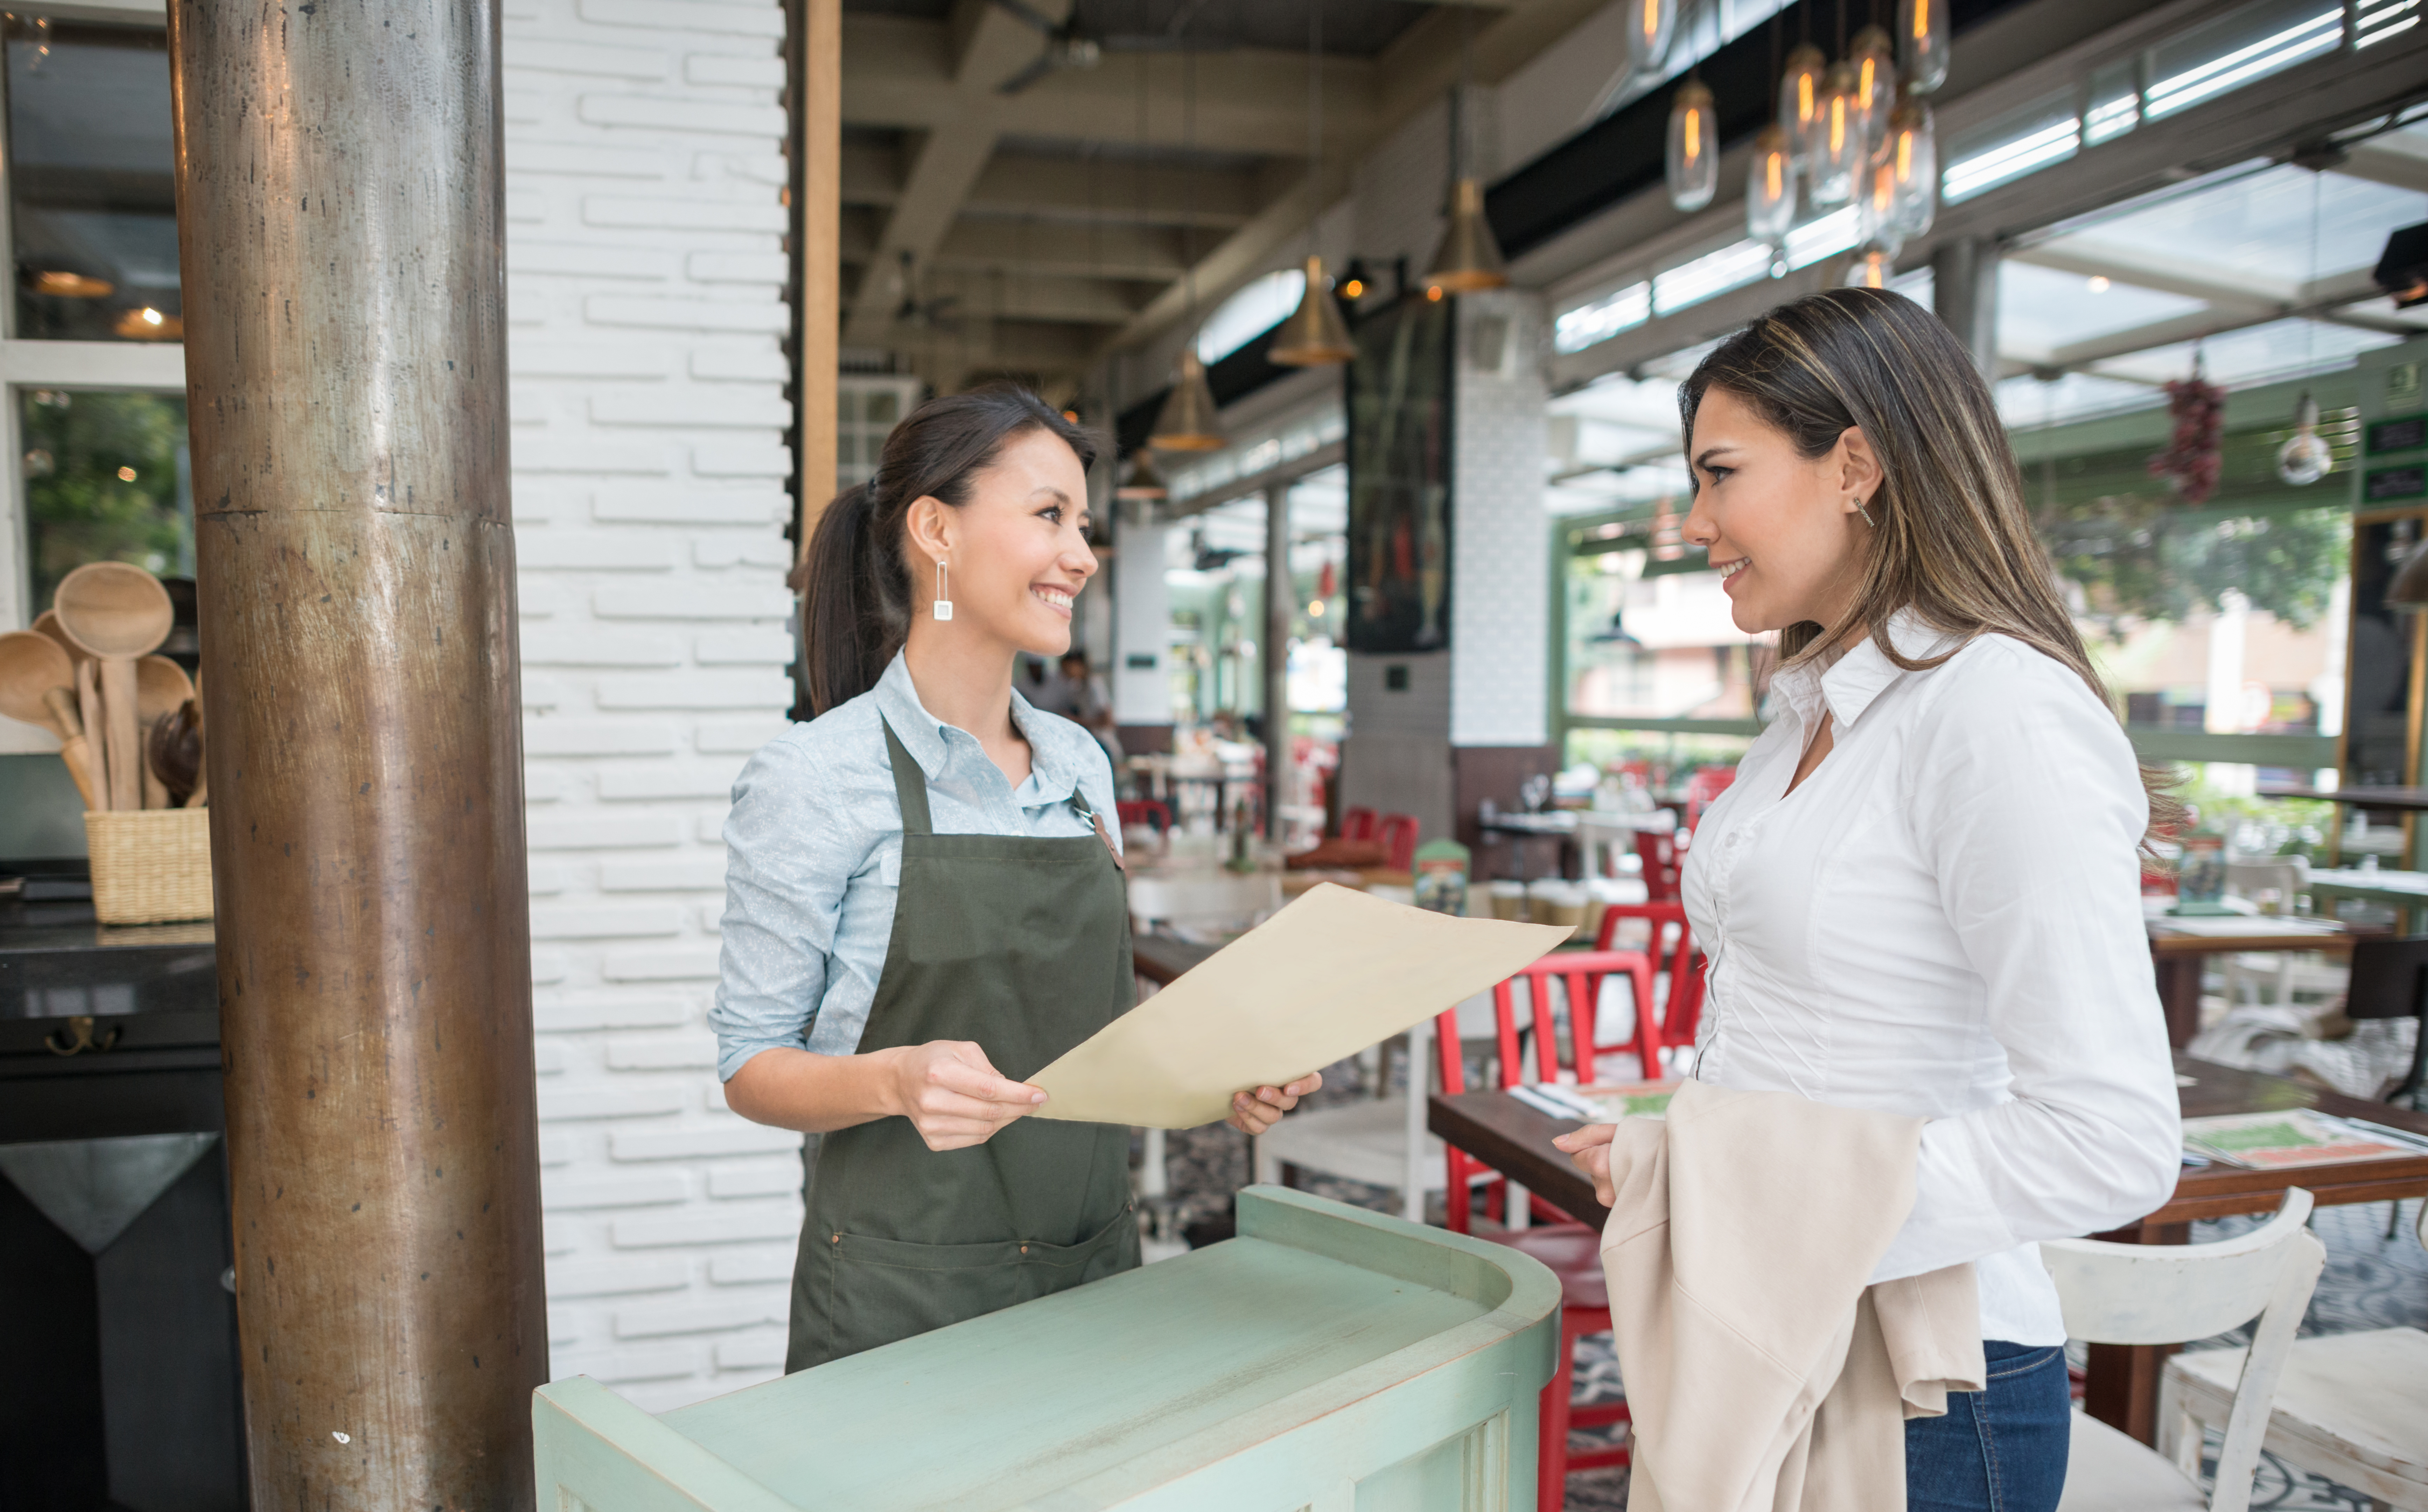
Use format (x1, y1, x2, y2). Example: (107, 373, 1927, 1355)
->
(168, 1, 545, 1506)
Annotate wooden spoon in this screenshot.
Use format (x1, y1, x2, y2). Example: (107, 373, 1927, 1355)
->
(134, 656, 194, 808)
(0, 629, 98, 808)
(77, 658, 107, 808)
(32, 610, 90, 671)
(53, 562, 174, 813)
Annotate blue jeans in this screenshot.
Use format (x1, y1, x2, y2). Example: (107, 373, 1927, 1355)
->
(1905, 1339, 2072, 1512)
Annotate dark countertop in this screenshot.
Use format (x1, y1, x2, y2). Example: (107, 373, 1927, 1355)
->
(1, 865, 224, 1142)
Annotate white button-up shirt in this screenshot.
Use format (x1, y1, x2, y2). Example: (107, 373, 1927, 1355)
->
(1683, 612, 2182, 1345)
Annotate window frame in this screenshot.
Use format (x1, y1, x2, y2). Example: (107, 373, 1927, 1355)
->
(0, 0, 184, 755)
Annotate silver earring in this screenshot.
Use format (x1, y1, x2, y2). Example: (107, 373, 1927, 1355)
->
(1854, 497, 1875, 527)
(934, 558, 953, 621)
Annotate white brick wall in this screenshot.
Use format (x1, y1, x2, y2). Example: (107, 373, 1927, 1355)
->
(504, 0, 799, 1413)
(1451, 288, 1552, 748)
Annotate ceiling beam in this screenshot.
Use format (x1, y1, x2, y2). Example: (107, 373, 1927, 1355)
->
(2040, 267, 2389, 369)
(840, 0, 1049, 345)
(911, 267, 1150, 325)
(2007, 239, 2287, 312)
(963, 153, 1263, 230)
(1098, 0, 1608, 356)
(927, 217, 1191, 280)
(840, 13, 1374, 159)
(2337, 136, 2428, 195)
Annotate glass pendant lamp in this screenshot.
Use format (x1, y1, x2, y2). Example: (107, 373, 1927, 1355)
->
(1778, 41, 1826, 154)
(1667, 77, 1718, 212)
(1626, 0, 1678, 80)
(1843, 243, 1894, 289)
(1882, 94, 1937, 238)
(1858, 156, 1904, 257)
(1805, 63, 1861, 206)
(1899, 0, 1950, 93)
(1747, 124, 1799, 248)
(1848, 26, 1897, 150)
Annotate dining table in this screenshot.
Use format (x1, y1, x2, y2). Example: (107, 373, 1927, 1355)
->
(1428, 1053, 2428, 1448)
(2145, 913, 2353, 1047)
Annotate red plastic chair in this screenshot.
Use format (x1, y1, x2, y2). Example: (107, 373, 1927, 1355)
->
(1115, 799, 1171, 835)
(1339, 806, 1379, 842)
(1435, 953, 1657, 1504)
(1375, 812, 1420, 872)
(1681, 764, 1736, 831)
(1634, 828, 1687, 902)
(1592, 902, 1702, 1079)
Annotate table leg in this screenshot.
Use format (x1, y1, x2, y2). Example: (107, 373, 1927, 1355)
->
(2152, 955, 2204, 1049)
(2081, 1220, 2189, 1445)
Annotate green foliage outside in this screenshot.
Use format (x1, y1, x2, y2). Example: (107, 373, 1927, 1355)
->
(2041, 499, 2347, 634)
(21, 389, 191, 612)
(2173, 763, 2338, 859)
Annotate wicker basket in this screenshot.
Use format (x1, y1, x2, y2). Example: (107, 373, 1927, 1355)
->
(85, 807, 214, 925)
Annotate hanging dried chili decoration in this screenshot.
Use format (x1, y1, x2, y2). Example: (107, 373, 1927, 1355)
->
(2148, 354, 2225, 506)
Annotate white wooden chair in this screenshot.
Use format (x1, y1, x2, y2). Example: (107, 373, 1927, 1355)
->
(2162, 1201, 2428, 1511)
(2048, 1188, 2328, 1512)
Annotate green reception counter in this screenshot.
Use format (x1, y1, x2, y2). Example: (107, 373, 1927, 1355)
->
(533, 1186, 1563, 1511)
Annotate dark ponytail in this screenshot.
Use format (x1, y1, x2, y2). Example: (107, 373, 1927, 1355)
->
(799, 384, 1095, 716)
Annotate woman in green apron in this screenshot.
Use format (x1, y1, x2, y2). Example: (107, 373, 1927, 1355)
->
(712, 387, 1320, 1371)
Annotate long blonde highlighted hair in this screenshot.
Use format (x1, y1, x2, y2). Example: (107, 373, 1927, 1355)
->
(1680, 287, 2182, 844)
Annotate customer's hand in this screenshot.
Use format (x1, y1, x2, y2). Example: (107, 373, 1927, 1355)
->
(1227, 1071, 1323, 1135)
(1552, 1122, 1620, 1207)
(887, 1041, 1047, 1151)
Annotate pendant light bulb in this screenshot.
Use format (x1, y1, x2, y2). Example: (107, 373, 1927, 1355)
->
(1425, 178, 1509, 295)
(1116, 449, 1169, 501)
(1666, 78, 1719, 213)
(1898, 0, 1951, 94)
(1805, 63, 1862, 207)
(1778, 43, 1827, 155)
(1848, 26, 1897, 151)
(1859, 157, 1905, 258)
(1843, 242, 1895, 289)
(1148, 346, 1226, 452)
(2276, 392, 2333, 486)
(1626, 0, 1679, 79)
(1747, 124, 1800, 250)
(1269, 255, 1358, 367)
(1883, 94, 1937, 238)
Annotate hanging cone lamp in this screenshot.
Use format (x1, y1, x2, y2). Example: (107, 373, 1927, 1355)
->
(1426, 179, 1508, 295)
(1270, 255, 1357, 366)
(1116, 449, 1169, 500)
(1149, 346, 1225, 451)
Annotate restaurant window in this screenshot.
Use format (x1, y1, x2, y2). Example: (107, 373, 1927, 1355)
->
(0, 5, 188, 758)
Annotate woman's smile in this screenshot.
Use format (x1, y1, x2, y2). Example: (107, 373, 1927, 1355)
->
(1032, 583, 1075, 618)
(1714, 554, 1750, 594)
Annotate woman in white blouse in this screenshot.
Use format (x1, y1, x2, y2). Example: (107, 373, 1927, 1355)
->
(1558, 288, 2182, 1511)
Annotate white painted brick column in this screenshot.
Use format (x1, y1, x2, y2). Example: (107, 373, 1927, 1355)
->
(1450, 288, 1552, 748)
(504, 0, 800, 1412)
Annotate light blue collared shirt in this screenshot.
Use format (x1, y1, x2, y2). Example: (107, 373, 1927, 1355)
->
(711, 653, 1121, 1082)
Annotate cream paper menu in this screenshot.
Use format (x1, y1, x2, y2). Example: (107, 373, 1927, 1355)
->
(1030, 882, 1573, 1129)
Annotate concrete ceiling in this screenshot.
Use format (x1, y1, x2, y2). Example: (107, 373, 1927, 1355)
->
(838, 0, 1599, 396)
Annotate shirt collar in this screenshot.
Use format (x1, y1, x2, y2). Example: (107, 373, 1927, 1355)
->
(873, 652, 1080, 806)
(1775, 610, 1959, 731)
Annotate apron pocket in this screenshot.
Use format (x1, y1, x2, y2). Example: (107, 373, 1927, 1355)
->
(824, 1202, 1139, 1357)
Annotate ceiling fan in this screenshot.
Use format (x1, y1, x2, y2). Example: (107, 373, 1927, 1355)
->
(891, 251, 961, 332)
(987, 0, 1225, 97)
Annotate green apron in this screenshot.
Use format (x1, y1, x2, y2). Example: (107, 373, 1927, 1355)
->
(785, 719, 1140, 1371)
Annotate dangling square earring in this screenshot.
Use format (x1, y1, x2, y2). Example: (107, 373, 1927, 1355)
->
(934, 558, 953, 622)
